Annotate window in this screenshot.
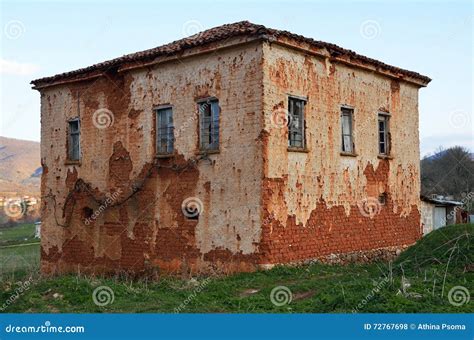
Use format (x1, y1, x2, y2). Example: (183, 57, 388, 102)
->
(378, 113, 390, 155)
(288, 97, 306, 148)
(156, 107, 174, 155)
(68, 119, 80, 161)
(341, 107, 354, 153)
(378, 193, 387, 205)
(82, 207, 94, 219)
(199, 98, 219, 151)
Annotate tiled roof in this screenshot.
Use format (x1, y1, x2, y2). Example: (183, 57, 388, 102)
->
(421, 195, 463, 206)
(31, 21, 431, 87)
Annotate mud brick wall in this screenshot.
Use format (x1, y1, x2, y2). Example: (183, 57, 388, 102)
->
(40, 41, 264, 275)
(39, 36, 424, 275)
(259, 41, 422, 266)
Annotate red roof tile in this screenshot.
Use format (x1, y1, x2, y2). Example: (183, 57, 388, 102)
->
(31, 21, 431, 87)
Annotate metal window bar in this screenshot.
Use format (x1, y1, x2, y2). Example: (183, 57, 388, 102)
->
(200, 100, 219, 150)
(68, 120, 80, 161)
(378, 115, 389, 155)
(156, 108, 174, 154)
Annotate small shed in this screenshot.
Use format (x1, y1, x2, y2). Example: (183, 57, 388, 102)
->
(34, 221, 41, 239)
(421, 195, 463, 235)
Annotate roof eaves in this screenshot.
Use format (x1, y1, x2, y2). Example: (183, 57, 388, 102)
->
(31, 21, 431, 89)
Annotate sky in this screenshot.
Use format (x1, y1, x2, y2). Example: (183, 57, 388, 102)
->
(0, 0, 472, 157)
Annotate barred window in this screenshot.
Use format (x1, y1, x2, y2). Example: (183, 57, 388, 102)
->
(288, 97, 306, 148)
(378, 113, 390, 155)
(199, 99, 219, 151)
(68, 118, 80, 161)
(341, 107, 354, 153)
(156, 107, 174, 155)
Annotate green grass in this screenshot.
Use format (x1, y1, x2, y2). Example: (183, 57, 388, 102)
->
(0, 223, 38, 246)
(0, 243, 40, 280)
(0, 223, 40, 281)
(0, 224, 472, 313)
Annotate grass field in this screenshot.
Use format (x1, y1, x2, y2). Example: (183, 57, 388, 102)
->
(0, 224, 472, 313)
(0, 223, 37, 246)
(0, 223, 40, 281)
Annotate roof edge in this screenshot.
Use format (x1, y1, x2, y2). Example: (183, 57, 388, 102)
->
(31, 20, 431, 89)
(266, 37, 431, 87)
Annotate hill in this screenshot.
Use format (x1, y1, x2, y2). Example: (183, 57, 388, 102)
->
(0, 136, 41, 195)
(421, 146, 474, 210)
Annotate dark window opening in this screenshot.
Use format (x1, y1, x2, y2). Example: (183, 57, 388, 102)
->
(156, 107, 174, 155)
(183, 207, 200, 220)
(68, 119, 80, 161)
(288, 97, 306, 148)
(82, 207, 94, 219)
(341, 107, 354, 153)
(378, 193, 387, 205)
(186, 214, 199, 220)
(199, 99, 219, 151)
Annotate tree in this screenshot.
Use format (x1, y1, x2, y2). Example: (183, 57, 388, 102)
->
(421, 146, 474, 212)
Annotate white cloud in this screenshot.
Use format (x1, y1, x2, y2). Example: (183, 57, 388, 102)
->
(0, 58, 40, 76)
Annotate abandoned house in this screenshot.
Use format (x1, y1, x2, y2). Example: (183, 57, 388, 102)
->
(31, 21, 431, 275)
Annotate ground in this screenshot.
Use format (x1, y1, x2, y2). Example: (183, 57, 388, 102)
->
(0, 223, 40, 279)
(0, 224, 472, 313)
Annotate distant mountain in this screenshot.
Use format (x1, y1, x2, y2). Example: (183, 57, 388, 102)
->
(424, 149, 474, 161)
(0, 136, 41, 195)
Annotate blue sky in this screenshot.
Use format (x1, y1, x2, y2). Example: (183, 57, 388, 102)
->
(0, 0, 472, 156)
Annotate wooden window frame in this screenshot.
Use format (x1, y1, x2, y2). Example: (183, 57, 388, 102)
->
(67, 118, 81, 162)
(155, 105, 175, 156)
(198, 97, 220, 153)
(378, 112, 390, 156)
(287, 96, 307, 150)
(340, 106, 355, 155)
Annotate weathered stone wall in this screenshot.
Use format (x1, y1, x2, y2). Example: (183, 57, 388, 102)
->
(259, 41, 422, 265)
(421, 201, 434, 235)
(40, 41, 264, 275)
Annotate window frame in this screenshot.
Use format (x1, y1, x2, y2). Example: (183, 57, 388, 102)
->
(287, 96, 307, 150)
(198, 97, 220, 153)
(340, 106, 355, 155)
(378, 112, 390, 156)
(67, 118, 81, 162)
(155, 105, 175, 156)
